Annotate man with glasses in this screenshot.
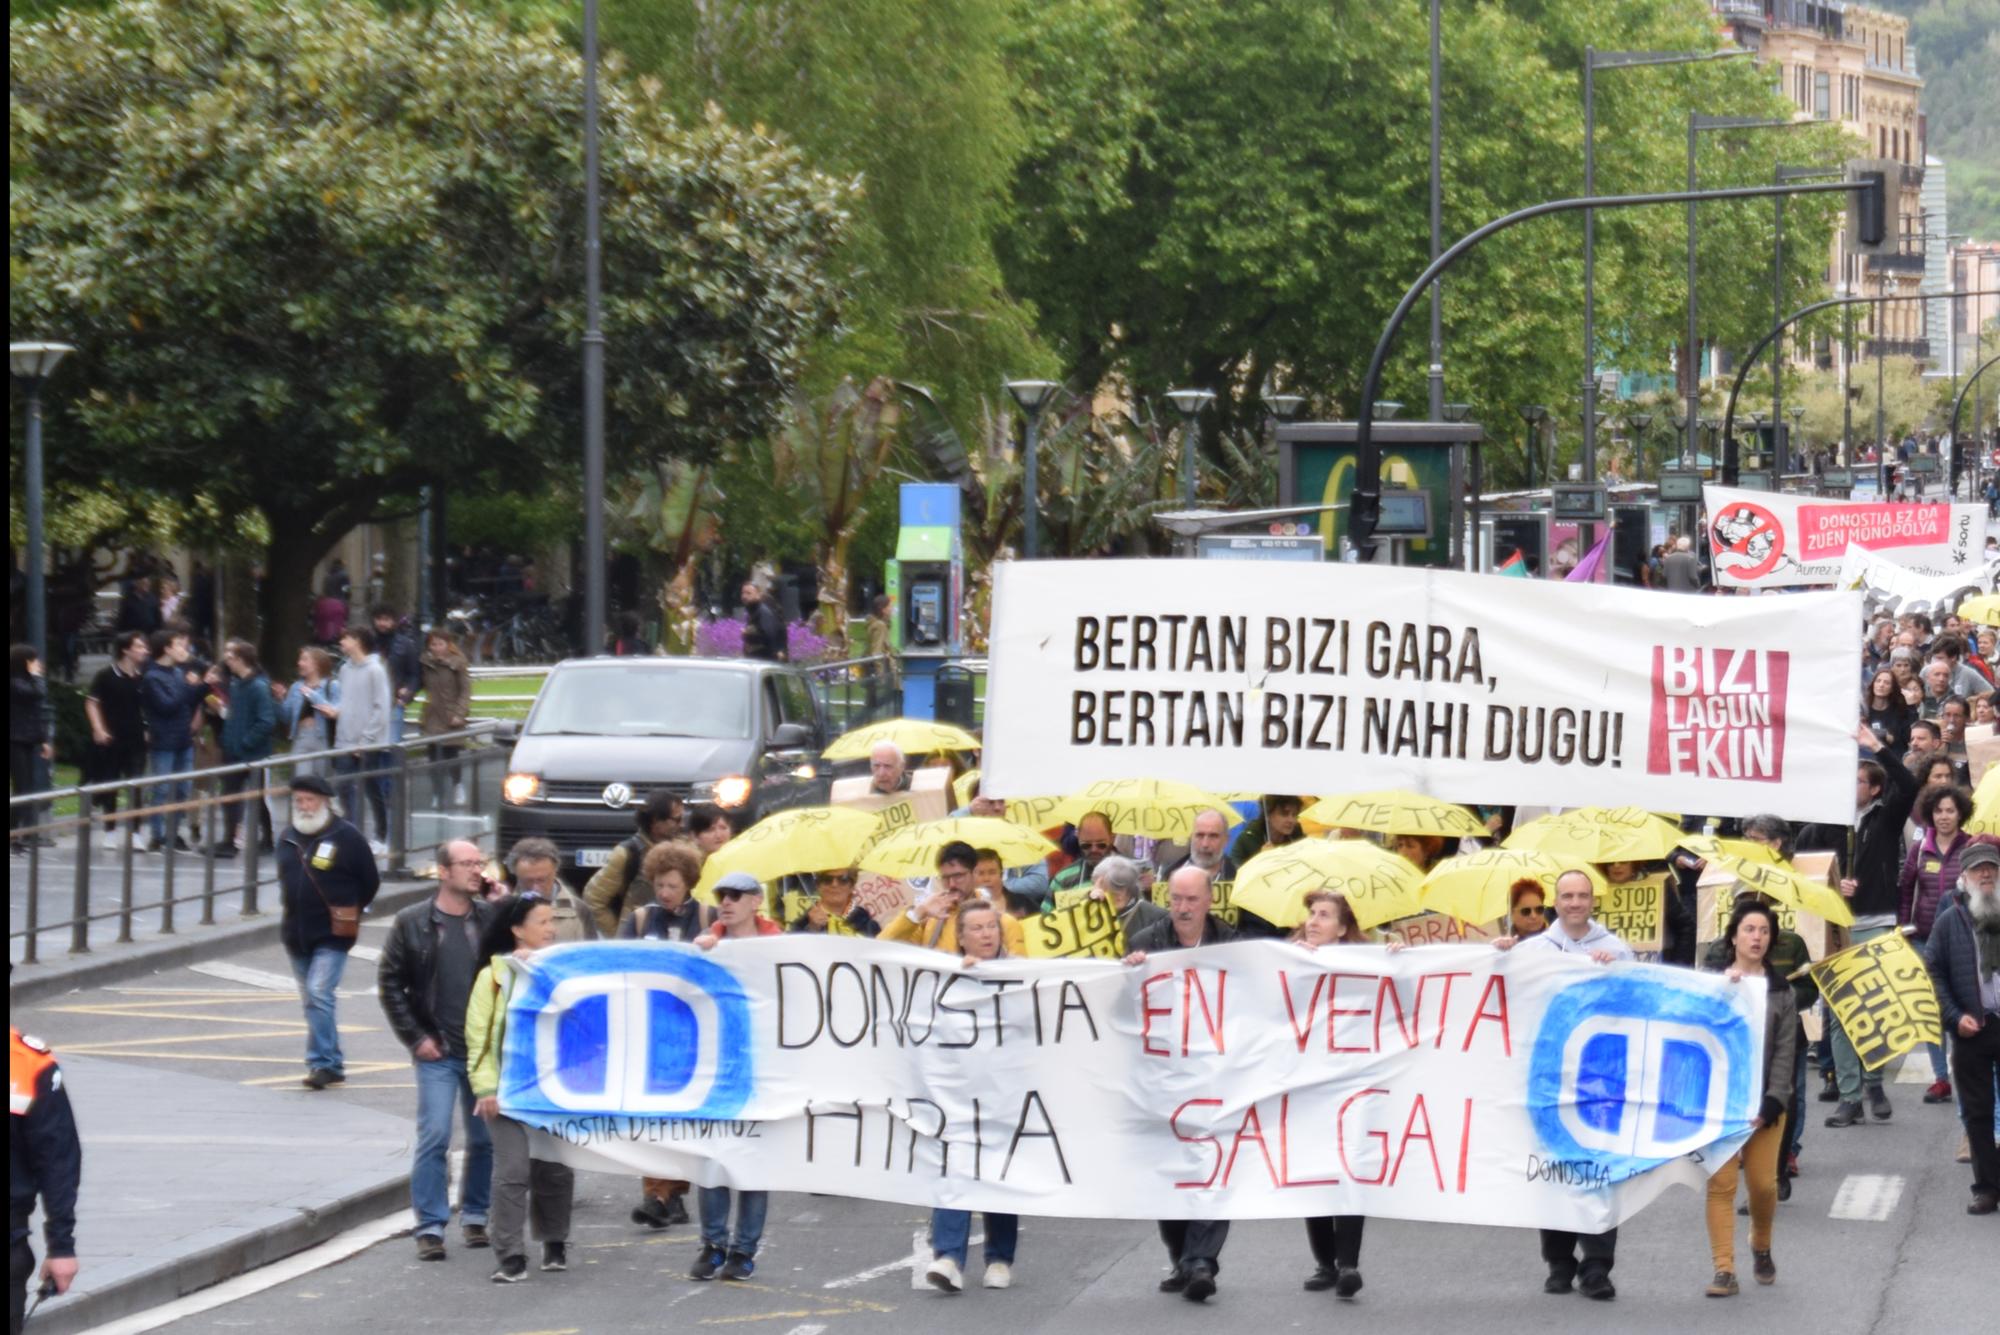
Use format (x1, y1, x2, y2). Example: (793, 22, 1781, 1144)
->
(883, 841, 1025, 955)
(277, 774, 380, 1091)
(1048, 812, 1118, 899)
(379, 838, 498, 1262)
(792, 866, 881, 936)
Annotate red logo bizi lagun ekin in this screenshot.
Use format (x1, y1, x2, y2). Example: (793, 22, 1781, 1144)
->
(1647, 647, 1788, 783)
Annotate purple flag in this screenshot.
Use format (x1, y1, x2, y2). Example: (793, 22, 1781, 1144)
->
(1565, 529, 1613, 583)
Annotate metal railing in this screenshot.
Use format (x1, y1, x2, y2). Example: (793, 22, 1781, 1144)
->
(8, 722, 503, 964)
(800, 654, 904, 734)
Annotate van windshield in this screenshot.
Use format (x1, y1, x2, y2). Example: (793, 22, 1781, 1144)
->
(525, 666, 753, 740)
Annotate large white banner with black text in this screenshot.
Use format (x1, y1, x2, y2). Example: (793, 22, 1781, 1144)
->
(1705, 485, 1985, 588)
(500, 938, 1765, 1233)
(979, 559, 1860, 824)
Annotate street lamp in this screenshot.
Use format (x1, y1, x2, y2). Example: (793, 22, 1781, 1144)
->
(1004, 379, 1062, 559)
(1518, 404, 1548, 490)
(10, 341, 75, 667)
(1264, 393, 1306, 424)
(581, 0, 607, 656)
(1441, 402, 1472, 423)
(1628, 411, 1654, 481)
(1164, 388, 1217, 508)
(1372, 401, 1405, 421)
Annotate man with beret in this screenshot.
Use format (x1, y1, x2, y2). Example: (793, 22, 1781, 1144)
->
(277, 773, 381, 1090)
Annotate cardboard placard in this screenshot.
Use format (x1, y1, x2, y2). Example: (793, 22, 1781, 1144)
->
(1149, 876, 1239, 925)
(1807, 933, 1941, 1070)
(1594, 874, 1668, 958)
(1379, 911, 1498, 946)
(1022, 897, 1127, 959)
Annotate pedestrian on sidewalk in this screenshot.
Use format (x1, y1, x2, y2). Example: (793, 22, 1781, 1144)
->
(276, 775, 380, 1090)
(208, 640, 277, 858)
(8, 647, 54, 854)
(379, 838, 497, 1261)
(83, 630, 151, 849)
(469, 893, 575, 1283)
(417, 629, 471, 811)
(327, 625, 393, 852)
(688, 872, 780, 1282)
(1701, 900, 1797, 1297)
(370, 604, 421, 745)
(924, 899, 1021, 1295)
(9, 1026, 81, 1335)
(1925, 841, 2000, 1215)
(277, 647, 341, 774)
(139, 628, 207, 852)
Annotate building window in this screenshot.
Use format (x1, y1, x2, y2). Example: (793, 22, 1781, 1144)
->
(1815, 71, 1830, 120)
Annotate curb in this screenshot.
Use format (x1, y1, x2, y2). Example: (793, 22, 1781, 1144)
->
(32, 1171, 412, 1335)
(9, 880, 437, 1007)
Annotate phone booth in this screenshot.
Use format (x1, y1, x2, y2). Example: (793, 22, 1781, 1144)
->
(886, 483, 963, 720)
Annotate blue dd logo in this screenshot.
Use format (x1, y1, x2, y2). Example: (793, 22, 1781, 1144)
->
(501, 943, 753, 1119)
(1528, 973, 1755, 1182)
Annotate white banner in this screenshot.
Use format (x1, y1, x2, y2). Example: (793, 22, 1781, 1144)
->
(500, 938, 1764, 1232)
(1705, 485, 1985, 588)
(1835, 543, 2000, 621)
(979, 559, 1860, 824)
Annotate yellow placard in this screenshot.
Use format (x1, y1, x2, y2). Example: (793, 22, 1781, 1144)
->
(1380, 911, 1497, 945)
(1022, 897, 1127, 959)
(1807, 933, 1941, 1071)
(1596, 874, 1667, 956)
(781, 891, 861, 936)
(1149, 877, 1237, 925)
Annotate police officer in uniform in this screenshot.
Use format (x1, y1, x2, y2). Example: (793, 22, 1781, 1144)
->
(10, 1026, 80, 1333)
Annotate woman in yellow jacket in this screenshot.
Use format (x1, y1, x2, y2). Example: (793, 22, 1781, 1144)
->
(468, 892, 574, 1284)
(880, 841, 1026, 955)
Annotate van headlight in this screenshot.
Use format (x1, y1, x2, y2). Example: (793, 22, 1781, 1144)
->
(502, 772, 542, 805)
(695, 775, 752, 809)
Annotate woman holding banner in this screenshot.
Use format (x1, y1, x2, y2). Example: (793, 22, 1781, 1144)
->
(925, 899, 1022, 1293)
(1507, 881, 1549, 939)
(1700, 899, 1797, 1297)
(1290, 890, 1374, 1297)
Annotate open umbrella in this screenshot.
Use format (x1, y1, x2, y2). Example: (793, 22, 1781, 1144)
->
(1420, 850, 1606, 926)
(857, 816, 1057, 881)
(1968, 767, 2000, 835)
(1033, 779, 1244, 842)
(822, 717, 981, 762)
(1957, 593, 2000, 628)
(691, 805, 886, 897)
(1302, 790, 1486, 840)
(1230, 839, 1423, 930)
(1505, 806, 1685, 863)
(1692, 845, 1855, 927)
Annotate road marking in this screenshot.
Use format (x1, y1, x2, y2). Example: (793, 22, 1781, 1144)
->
(189, 961, 296, 990)
(349, 944, 383, 962)
(1830, 1173, 1905, 1221)
(1894, 1059, 1932, 1084)
(821, 1226, 979, 1291)
(59, 1029, 308, 1051)
(69, 1208, 412, 1334)
(785, 1325, 827, 1335)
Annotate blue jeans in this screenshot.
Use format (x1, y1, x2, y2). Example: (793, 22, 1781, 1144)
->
(148, 746, 194, 843)
(412, 1054, 492, 1237)
(930, 1208, 1018, 1267)
(697, 1187, 768, 1257)
(333, 750, 390, 842)
(287, 947, 349, 1074)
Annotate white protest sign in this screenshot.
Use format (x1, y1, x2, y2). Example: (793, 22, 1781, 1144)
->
(1705, 485, 1984, 588)
(979, 559, 1860, 824)
(500, 938, 1764, 1232)
(1834, 543, 2000, 621)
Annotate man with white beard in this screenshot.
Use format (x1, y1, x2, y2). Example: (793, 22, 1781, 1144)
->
(1162, 808, 1237, 883)
(1927, 840, 2000, 1215)
(276, 774, 381, 1090)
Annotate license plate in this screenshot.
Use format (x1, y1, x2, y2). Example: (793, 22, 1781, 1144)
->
(575, 848, 614, 868)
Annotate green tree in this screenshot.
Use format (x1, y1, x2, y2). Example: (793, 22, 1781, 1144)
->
(10, 0, 854, 667)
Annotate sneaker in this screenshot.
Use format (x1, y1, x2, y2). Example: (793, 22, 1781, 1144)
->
(1816, 1071, 1840, 1103)
(1825, 1100, 1864, 1128)
(1752, 1250, 1775, 1285)
(1303, 1267, 1338, 1292)
(1578, 1272, 1616, 1301)
(1705, 1271, 1739, 1298)
(491, 1255, 528, 1284)
(321, 1069, 345, 1085)
(689, 1247, 726, 1281)
(99, 830, 122, 852)
(1158, 1269, 1188, 1294)
(1543, 1270, 1575, 1295)
(631, 1196, 671, 1230)
(720, 1252, 755, 1282)
(540, 1242, 567, 1272)
(1182, 1260, 1217, 1303)
(209, 842, 238, 859)
(1867, 1085, 1893, 1120)
(1334, 1267, 1364, 1299)
(463, 1224, 490, 1250)
(982, 1261, 1012, 1290)
(415, 1235, 446, 1262)
(1958, 1135, 1973, 1164)
(1923, 1079, 1952, 1104)
(926, 1255, 964, 1292)
(302, 1068, 335, 1090)
(172, 835, 193, 853)
(664, 1194, 691, 1226)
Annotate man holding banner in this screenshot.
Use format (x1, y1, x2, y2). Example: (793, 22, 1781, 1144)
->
(1926, 842, 2000, 1214)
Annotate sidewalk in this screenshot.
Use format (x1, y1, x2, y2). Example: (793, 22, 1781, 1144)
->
(27, 1054, 414, 1335)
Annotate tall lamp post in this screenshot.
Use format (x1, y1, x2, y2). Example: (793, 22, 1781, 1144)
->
(1627, 411, 1653, 481)
(1165, 388, 1217, 509)
(1442, 402, 1472, 566)
(10, 342, 75, 667)
(1003, 379, 1061, 559)
(1518, 404, 1548, 490)
(581, 0, 607, 656)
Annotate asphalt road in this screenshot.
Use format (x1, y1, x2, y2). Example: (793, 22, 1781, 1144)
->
(21, 930, 1990, 1335)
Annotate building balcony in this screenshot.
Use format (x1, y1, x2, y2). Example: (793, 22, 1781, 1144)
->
(1713, 0, 1766, 25)
(1902, 163, 1925, 189)
(1868, 252, 1928, 275)
(1863, 339, 1931, 359)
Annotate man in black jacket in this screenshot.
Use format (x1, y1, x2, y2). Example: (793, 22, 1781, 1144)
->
(1123, 866, 1237, 1304)
(379, 838, 497, 1261)
(1828, 729, 1920, 1127)
(740, 582, 786, 662)
(1927, 843, 2000, 1214)
(276, 775, 380, 1091)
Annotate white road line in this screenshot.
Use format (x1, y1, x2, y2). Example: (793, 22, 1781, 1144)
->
(1829, 1173, 1905, 1221)
(187, 961, 295, 991)
(1894, 1058, 1933, 1085)
(348, 945, 383, 962)
(72, 1209, 412, 1335)
(822, 1226, 981, 1290)
(784, 1326, 828, 1335)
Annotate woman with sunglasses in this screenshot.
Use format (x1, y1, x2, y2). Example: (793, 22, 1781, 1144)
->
(924, 898, 1023, 1293)
(688, 872, 781, 1283)
(790, 866, 881, 936)
(1289, 890, 1378, 1298)
(1507, 880, 1548, 938)
(468, 893, 575, 1284)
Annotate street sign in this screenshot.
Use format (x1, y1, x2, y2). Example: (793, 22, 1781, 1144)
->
(1822, 467, 1854, 489)
(1657, 469, 1704, 503)
(1907, 454, 1940, 475)
(1373, 489, 1434, 537)
(1734, 470, 1775, 492)
(1550, 483, 1607, 522)
(1195, 534, 1324, 562)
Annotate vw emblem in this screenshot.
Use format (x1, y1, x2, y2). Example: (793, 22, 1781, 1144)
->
(601, 783, 634, 810)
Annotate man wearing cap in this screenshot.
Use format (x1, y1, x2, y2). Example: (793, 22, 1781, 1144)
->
(277, 774, 381, 1091)
(1928, 838, 2000, 1214)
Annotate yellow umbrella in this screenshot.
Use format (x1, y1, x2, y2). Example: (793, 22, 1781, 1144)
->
(822, 717, 981, 762)
(1957, 593, 2000, 627)
(857, 816, 1057, 881)
(1969, 768, 2000, 834)
(1231, 839, 1424, 930)
(1302, 790, 1486, 840)
(1420, 850, 1606, 927)
(1038, 779, 1244, 841)
(1699, 847, 1855, 927)
(692, 805, 885, 897)
(953, 769, 981, 810)
(1505, 806, 1685, 863)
